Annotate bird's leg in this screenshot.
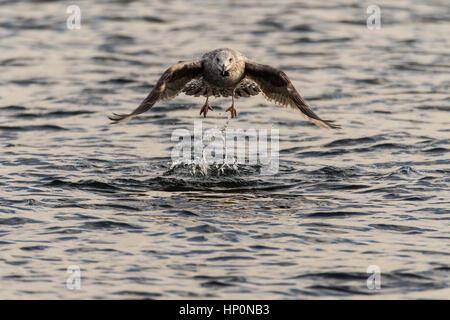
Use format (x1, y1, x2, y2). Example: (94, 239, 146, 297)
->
(226, 89, 238, 118)
(199, 96, 214, 117)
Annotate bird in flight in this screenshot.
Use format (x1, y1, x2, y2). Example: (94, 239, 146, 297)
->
(108, 48, 340, 129)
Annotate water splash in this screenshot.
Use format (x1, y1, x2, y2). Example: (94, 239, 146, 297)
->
(168, 158, 239, 177)
(167, 115, 241, 176)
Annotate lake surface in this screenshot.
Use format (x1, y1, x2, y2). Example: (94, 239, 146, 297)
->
(0, 0, 449, 299)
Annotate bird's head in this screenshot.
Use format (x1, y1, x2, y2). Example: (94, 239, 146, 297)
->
(214, 50, 236, 77)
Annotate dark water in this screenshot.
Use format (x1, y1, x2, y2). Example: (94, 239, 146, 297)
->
(0, 0, 449, 299)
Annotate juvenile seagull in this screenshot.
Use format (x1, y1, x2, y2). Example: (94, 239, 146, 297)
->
(108, 48, 340, 129)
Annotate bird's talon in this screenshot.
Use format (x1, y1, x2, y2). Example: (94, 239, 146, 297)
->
(200, 103, 214, 117)
(226, 105, 238, 118)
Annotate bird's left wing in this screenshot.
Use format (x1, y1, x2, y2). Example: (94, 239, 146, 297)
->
(108, 59, 204, 124)
(244, 60, 340, 129)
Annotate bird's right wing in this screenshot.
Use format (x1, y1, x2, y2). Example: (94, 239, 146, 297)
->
(244, 60, 340, 129)
(108, 59, 204, 124)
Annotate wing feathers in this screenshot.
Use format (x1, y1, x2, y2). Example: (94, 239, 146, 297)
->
(244, 61, 340, 129)
(108, 59, 203, 124)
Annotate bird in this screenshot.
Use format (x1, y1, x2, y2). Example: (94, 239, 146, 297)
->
(108, 48, 341, 129)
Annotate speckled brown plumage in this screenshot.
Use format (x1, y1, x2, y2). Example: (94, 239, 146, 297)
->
(108, 48, 340, 129)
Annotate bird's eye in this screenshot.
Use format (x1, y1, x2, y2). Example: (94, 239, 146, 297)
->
(216, 58, 220, 62)
(229, 58, 232, 62)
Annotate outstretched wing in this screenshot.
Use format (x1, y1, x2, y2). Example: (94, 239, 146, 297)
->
(108, 59, 204, 124)
(244, 61, 340, 129)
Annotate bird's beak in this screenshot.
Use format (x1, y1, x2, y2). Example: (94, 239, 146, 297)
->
(221, 65, 230, 77)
